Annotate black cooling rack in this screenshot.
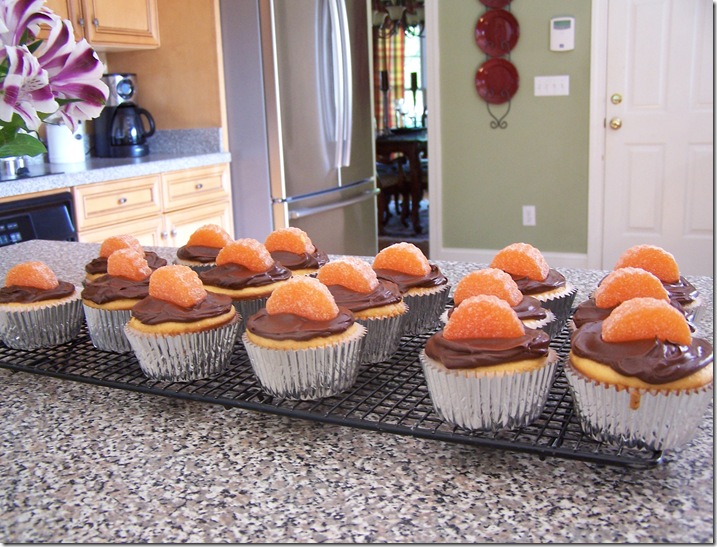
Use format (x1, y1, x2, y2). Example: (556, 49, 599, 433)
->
(0, 320, 663, 468)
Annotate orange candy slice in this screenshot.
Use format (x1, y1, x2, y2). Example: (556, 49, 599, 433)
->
(5, 261, 59, 290)
(443, 294, 525, 340)
(490, 242, 550, 281)
(614, 244, 680, 283)
(265, 276, 339, 321)
(602, 297, 691, 346)
(372, 242, 431, 276)
(317, 257, 379, 294)
(593, 267, 669, 309)
(148, 265, 207, 308)
(264, 227, 316, 255)
(107, 248, 152, 281)
(216, 238, 275, 272)
(453, 268, 523, 307)
(186, 224, 233, 249)
(99, 234, 143, 258)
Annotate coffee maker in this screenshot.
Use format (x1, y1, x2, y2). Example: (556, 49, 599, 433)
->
(94, 73, 156, 158)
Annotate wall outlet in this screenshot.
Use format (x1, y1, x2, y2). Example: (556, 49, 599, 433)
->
(522, 205, 536, 226)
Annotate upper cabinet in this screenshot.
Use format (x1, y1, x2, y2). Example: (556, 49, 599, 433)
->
(44, 0, 160, 51)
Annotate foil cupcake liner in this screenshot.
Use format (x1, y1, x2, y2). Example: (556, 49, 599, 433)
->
(173, 258, 216, 274)
(0, 290, 83, 350)
(419, 350, 558, 431)
(357, 308, 408, 363)
(402, 284, 451, 336)
(533, 284, 578, 325)
(83, 304, 133, 353)
(242, 324, 367, 400)
(234, 296, 267, 332)
(124, 315, 240, 382)
(564, 361, 713, 451)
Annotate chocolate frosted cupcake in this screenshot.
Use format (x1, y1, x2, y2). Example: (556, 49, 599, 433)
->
(0, 261, 83, 350)
(318, 257, 408, 363)
(372, 242, 450, 336)
(200, 238, 292, 328)
(175, 224, 233, 273)
(85, 235, 166, 282)
(265, 227, 329, 276)
(81, 248, 152, 353)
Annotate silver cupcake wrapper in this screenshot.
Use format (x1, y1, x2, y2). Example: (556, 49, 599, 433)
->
(682, 297, 704, 324)
(419, 349, 558, 431)
(402, 284, 451, 336)
(533, 284, 578, 324)
(124, 315, 240, 382)
(233, 296, 267, 333)
(357, 308, 408, 363)
(83, 304, 133, 353)
(242, 324, 367, 400)
(173, 258, 216, 274)
(0, 290, 83, 350)
(564, 361, 713, 451)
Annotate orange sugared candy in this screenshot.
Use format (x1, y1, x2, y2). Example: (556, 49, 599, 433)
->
(148, 265, 207, 308)
(265, 276, 339, 321)
(614, 244, 680, 283)
(490, 242, 550, 281)
(5, 261, 59, 290)
(216, 238, 275, 272)
(98, 234, 143, 258)
(264, 227, 316, 255)
(107, 248, 152, 281)
(372, 242, 431, 276)
(453, 268, 523, 307)
(443, 294, 525, 340)
(601, 297, 691, 346)
(594, 267, 669, 309)
(186, 224, 233, 249)
(317, 257, 379, 294)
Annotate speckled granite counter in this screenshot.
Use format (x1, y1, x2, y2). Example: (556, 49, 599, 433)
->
(0, 241, 713, 543)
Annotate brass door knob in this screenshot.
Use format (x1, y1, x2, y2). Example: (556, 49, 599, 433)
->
(609, 117, 622, 130)
(610, 93, 622, 105)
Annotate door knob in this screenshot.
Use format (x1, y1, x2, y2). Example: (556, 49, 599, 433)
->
(609, 117, 622, 130)
(610, 93, 622, 105)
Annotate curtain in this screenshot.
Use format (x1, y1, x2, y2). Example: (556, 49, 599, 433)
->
(373, 29, 405, 133)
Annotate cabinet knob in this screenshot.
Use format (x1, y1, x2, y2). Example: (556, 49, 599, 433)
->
(170, 228, 178, 237)
(118, 197, 127, 205)
(161, 231, 168, 239)
(93, 18, 99, 27)
(195, 183, 203, 190)
(78, 17, 85, 27)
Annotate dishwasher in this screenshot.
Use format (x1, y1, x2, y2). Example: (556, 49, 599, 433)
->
(0, 191, 77, 247)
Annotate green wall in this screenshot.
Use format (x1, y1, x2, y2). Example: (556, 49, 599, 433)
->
(437, 0, 592, 254)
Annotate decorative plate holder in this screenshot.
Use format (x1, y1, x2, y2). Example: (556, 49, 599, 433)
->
(475, 0, 519, 128)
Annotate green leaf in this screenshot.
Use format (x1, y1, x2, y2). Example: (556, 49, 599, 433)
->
(0, 133, 47, 158)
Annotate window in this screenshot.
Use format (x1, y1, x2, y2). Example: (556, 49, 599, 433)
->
(401, 33, 425, 128)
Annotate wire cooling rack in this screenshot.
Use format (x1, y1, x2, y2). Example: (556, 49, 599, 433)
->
(0, 319, 663, 468)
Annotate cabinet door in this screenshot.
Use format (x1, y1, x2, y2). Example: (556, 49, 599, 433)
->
(162, 164, 231, 213)
(41, 0, 84, 42)
(82, 0, 160, 50)
(77, 215, 162, 246)
(164, 200, 234, 248)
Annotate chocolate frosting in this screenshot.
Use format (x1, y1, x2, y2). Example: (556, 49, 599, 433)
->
(570, 321, 712, 384)
(199, 262, 291, 290)
(447, 295, 548, 322)
(572, 297, 689, 329)
(85, 251, 167, 275)
(269, 249, 329, 270)
(326, 280, 402, 312)
(176, 245, 221, 263)
(509, 269, 566, 295)
(81, 274, 150, 305)
(246, 307, 355, 342)
(374, 264, 448, 293)
(0, 280, 76, 303)
(131, 292, 234, 325)
(425, 328, 550, 369)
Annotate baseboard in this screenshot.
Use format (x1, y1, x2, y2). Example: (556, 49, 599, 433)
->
(433, 246, 589, 269)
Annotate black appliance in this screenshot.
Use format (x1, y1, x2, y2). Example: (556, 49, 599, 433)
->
(0, 192, 76, 247)
(94, 73, 156, 158)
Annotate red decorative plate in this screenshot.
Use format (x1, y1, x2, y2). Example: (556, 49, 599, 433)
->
(475, 58, 519, 105)
(475, 9, 519, 57)
(479, 0, 512, 8)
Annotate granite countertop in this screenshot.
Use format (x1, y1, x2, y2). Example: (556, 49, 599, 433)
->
(0, 241, 713, 543)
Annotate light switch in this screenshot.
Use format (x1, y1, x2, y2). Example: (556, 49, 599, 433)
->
(534, 75, 570, 96)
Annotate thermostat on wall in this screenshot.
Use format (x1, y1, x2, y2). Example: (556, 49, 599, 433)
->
(550, 17, 575, 51)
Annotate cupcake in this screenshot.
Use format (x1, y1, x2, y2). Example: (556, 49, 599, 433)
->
(372, 242, 450, 336)
(613, 244, 704, 322)
(317, 257, 408, 363)
(243, 276, 367, 400)
(265, 227, 329, 276)
(490, 242, 577, 325)
(0, 261, 83, 350)
(124, 265, 240, 381)
(175, 224, 234, 273)
(200, 238, 292, 328)
(566, 297, 713, 451)
(81, 248, 152, 353)
(420, 294, 557, 431)
(85, 235, 167, 282)
(442, 268, 560, 340)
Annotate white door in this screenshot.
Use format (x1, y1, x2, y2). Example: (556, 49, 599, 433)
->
(600, 0, 713, 276)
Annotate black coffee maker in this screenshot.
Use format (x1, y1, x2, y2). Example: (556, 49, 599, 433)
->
(94, 73, 156, 158)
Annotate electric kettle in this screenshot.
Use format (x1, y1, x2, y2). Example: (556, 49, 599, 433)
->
(108, 104, 156, 157)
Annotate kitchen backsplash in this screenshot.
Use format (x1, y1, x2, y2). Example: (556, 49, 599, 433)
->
(148, 128, 224, 155)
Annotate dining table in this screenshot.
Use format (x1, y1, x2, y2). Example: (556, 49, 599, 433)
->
(375, 127, 428, 235)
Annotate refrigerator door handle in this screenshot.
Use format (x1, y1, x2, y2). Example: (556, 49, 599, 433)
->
(327, 0, 344, 172)
(336, 0, 352, 169)
(287, 188, 379, 220)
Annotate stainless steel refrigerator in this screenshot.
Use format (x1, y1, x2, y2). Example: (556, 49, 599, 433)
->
(220, 0, 378, 256)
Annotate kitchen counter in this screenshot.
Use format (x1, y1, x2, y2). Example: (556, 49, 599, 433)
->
(0, 240, 713, 543)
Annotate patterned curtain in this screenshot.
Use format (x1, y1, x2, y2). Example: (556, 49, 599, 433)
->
(373, 29, 405, 133)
